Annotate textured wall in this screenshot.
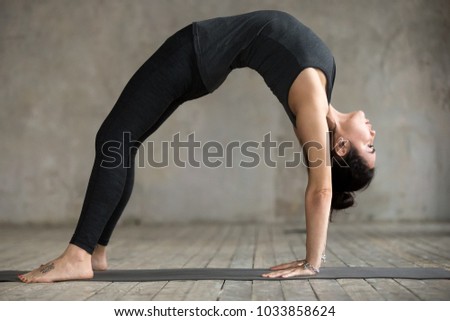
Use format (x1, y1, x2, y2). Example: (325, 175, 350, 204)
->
(0, 0, 449, 225)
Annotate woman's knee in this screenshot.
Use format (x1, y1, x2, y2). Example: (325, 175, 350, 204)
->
(95, 126, 140, 169)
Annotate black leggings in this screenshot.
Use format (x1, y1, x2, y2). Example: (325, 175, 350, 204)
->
(70, 25, 208, 254)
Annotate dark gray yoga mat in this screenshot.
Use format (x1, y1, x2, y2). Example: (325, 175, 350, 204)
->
(2, 267, 450, 282)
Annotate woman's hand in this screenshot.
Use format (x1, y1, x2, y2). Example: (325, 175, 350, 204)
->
(262, 260, 317, 278)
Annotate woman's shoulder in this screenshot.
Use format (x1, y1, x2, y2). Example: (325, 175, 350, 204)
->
(244, 10, 302, 28)
(246, 9, 298, 19)
(194, 10, 298, 26)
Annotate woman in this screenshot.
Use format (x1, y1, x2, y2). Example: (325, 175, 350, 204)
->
(19, 10, 376, 283)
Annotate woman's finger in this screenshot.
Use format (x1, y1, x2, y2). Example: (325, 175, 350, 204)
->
(262, 268, 296, 278)
(269, 260, 305, 271)
(280, 267, 315, 278)
(262, 266, 316, 278)
(269, 263, 294, 271)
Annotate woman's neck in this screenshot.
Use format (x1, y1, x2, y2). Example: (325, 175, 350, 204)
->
(326, 105, 338, 131)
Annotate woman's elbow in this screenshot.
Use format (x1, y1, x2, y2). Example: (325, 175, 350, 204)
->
(306, 186, 332, 198)
(305, 187, 333, 204)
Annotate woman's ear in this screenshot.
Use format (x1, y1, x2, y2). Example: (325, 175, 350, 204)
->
(335, 137, 350, 157)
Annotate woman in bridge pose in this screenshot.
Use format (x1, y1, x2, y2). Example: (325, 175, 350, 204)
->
(19, 10, 376, 283)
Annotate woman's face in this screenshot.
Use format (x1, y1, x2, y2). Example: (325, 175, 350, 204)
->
(337, 110, 377, 168)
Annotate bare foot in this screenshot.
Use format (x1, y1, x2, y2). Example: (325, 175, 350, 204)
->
(18, 244, 93, 283)
(91, 245, 108, 271)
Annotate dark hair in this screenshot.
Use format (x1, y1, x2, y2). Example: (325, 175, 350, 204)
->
(329, 143, 375, 218)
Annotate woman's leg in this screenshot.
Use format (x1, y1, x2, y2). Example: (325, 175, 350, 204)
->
(91, 98, 187, 271)
(19, 24, 208, 282)
(95, 96, 188, 242)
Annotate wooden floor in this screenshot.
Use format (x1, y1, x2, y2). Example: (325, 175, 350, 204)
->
(0, 222, 449, 301)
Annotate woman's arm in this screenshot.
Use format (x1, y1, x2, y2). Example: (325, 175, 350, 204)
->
(263, 68, 331, 278)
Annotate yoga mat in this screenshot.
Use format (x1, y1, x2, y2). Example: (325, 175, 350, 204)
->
(1, 267, 450, 282)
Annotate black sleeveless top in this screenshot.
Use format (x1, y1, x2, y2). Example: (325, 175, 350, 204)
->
(192, 10, 336, 127)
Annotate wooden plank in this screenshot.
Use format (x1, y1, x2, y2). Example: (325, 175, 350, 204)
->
(253, 225, 275, 268)
(0, 241, 65, 271)
(149, 224, 223, 300)
(0, 282, 24, 294)
(345, 229, 396, 268)
(379, 237, 441, 268)
(252, 225, 284, 301)
(271, 224, 317, 300)
(207, 225, 242, 268)
(218, 281, 252, 301)
(328, 223, 391, 268)
(152, 281, 194, 301)
(395, 279, 450, 301)
(109, 225, 220, 300)
(284, 225, 307, 262)
(324, 232, 367, 267)
(280, 280, 317, 301)
(0, 284, 54, 300)
(400, 236, 449, 268)
(252, 280, 284, 301)
(185, 225, 242, 300)
(86, 283, 139, 301)
(337, 279, 384, 300)
(182, 224, 231, 268)
(219, 225, 255, 301)
(151, 224, 230, 301)
(1, 223, 449, 301)
(271, 224, 297, 265)
(403, 237, 450, 268)
(362, 230, 418, 268)
(418, 235, 450, 256)
(0, 281, 108, 301)
(184, 280, 224, 301)
(113, 224, 197, 269)
(365, 279, 419, 300)
(172, 224, 222, 267)
(229, 224, 256, 268)
(0, 226, 70, 271)
(119, 282, 168, 301)
(363, 223, 450, 269)
(309, 280, 352, 301)
(45, 282, 110, 300)
(147, 224, 220, 269)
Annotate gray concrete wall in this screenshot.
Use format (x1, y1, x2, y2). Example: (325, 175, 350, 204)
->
(1, 0, 449, 225)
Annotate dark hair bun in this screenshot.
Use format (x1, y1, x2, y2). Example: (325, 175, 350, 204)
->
(328, 143, 375, 220)
(331, 191, 354, 210)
